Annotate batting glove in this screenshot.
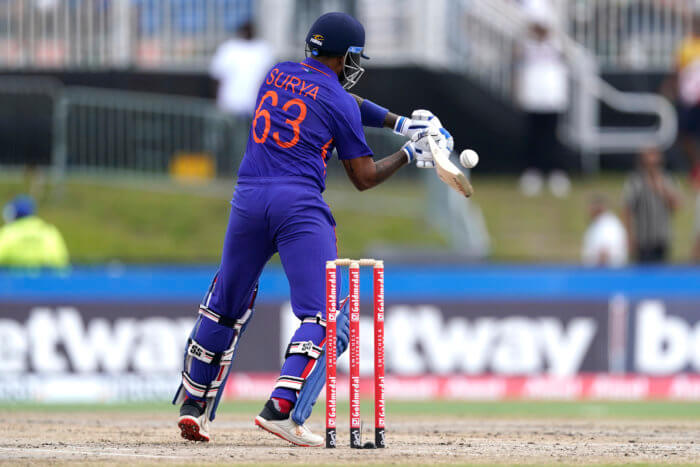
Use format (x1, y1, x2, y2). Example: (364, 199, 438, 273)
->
(395, 110, 455, 154)
(401, 140, 416, 164)
(414, 110, 454, 153)
(411, 128, 444, 169)
(393, 109, 434, 139)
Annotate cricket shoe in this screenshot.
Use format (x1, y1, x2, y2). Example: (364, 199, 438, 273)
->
(178, 398, 210, 442)
(254, 399, 323, 447)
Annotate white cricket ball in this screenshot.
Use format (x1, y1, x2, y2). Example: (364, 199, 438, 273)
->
(459, 149, 479, 169)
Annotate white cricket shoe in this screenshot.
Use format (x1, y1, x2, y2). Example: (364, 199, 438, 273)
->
(255, 399, 323, 447)
(178, 399, 210, 442)
(255, 416, 323, 447)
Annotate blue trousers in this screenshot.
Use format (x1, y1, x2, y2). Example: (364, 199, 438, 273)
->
(185, 176, 337, 403)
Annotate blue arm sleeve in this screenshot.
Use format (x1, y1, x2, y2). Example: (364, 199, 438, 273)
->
(359, 99, 389, 128)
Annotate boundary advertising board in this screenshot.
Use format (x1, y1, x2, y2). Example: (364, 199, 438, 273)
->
(1, 266, 698, 401)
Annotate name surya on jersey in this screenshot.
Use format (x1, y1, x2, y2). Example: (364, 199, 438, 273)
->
(265, 68, 320, 101)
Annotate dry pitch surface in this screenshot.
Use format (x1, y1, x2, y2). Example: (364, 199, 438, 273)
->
(2, 403, 700, 466)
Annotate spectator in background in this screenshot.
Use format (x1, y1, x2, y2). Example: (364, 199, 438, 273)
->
(516, 0, 571, 198)
(0, 195, 69, 269)
(582, 195, 628, 267)
(662, 5, 700, 261)
(210, 21, 273, 173)
(210, 21, 273, 118)
(623, 148, 680, 264)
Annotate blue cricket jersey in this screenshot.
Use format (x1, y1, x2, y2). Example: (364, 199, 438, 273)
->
(238, 57, 372, 192)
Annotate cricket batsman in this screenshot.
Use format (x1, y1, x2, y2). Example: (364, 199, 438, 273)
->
(173, 12, 452, 446)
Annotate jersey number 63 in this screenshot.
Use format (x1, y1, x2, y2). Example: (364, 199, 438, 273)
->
(252, 90, 307, 149)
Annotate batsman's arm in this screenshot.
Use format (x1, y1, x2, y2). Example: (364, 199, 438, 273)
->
(350, 93, 401, 131)
(342, 151, 408, 191)
(350, 93, 448, 145)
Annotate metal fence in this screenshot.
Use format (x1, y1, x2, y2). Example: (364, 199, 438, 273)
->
(52, 86, 242, 178)
(0, 74, 411, 181)
(447, 0, 515, 101)
(565, 0, 693, 72)
(450, 0, 695, 82)
(50, 86, 406, 180)
(0, 0, 695, 72)
(0, 0, 428, 70)
(0, 0, 253, 69)
(0, 84, 396, 182)
(451, 0, 677, 172)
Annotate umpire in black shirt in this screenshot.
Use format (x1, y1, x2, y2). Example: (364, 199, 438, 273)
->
(623, 148, 680, 263)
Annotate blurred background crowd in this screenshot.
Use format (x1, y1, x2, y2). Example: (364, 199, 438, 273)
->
(2, 0, 700, 267)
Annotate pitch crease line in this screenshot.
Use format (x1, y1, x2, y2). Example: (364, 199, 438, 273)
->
(0, 447, 182, 460)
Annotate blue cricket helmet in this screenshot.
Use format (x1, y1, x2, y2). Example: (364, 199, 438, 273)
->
(3, 195, 36, 223)
(305, 12, 368, 89)
(305, 12, 369, 59)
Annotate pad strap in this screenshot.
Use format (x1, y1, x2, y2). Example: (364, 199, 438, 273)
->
(301, 312, 326, 328)
(290, 295, 351, 426)
(274, 375, 305, 391)
(186, 337, 234, 366)
(181, 370, 224, 399)
(285, 340, 323, 360)
(199, 305, 252, 330)
(181, 307, 254, 401)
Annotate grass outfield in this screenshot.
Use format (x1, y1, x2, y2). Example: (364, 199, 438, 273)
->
(1, 172, 695, 263)
(1, 174, 445, 263)
(5, 400, 700, 419)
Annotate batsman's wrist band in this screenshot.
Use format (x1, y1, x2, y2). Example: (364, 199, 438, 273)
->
(393, 116, 408, 135)
(402, 143, 415, 163)
(359, 99, 389, 128)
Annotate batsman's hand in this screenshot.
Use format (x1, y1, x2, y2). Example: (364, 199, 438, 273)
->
(413, 110, 455, 154)
(395, 109, 454, 153)
(411, 128, 444, 168)
(393, 110, 432, 139)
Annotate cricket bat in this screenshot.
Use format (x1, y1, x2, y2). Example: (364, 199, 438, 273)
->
(427, 136, 474, 198)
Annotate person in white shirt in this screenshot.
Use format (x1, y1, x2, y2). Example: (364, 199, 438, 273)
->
(210, 22, 274, 172)
(210, 22, 274, 117)
(516, 0, 571, 198)
(582, 195, 628, 267)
